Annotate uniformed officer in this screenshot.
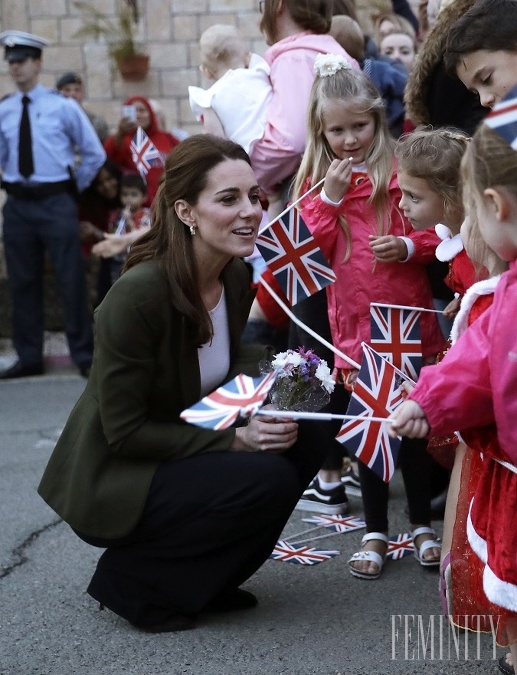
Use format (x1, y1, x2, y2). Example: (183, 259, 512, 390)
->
(0, 31, 106, 379)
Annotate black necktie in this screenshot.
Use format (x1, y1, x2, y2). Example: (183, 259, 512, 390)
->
(19, 95, 34, 178)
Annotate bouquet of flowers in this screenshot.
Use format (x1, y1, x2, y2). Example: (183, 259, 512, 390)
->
(260, 347, 335, 412)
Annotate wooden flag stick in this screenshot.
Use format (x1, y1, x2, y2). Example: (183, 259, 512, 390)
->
(370, 302, 444, 314)
(258, 177, 326, 235)
(259, 277, 361, 370)
(254, 409, 393, 424)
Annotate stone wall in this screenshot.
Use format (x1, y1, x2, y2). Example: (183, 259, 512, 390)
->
(0, 0, 268, 139)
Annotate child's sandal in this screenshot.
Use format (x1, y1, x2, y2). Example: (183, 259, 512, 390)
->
(411, 526, 441, 567)
(348, 532, 389, 580)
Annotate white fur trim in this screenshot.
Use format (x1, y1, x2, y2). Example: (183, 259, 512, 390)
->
(466, 498, 487, 563)
(482, 565, 517, 611)
(467, 498, 517, 610)
(450, 275, 502, 344)
(434, 225, 464, 262)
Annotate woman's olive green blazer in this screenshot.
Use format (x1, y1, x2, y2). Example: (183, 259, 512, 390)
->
(38, 259, 262, 539)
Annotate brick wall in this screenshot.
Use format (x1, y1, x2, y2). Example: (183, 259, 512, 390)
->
(0, 0, 268, 138)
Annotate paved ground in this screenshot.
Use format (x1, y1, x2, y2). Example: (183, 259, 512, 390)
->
(0, 334, 503, 674)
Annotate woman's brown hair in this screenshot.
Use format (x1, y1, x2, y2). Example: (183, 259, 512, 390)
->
(260, 0, 332, 45)
(124, 134, 252, 345)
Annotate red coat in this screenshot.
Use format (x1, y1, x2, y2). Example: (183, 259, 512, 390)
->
(300, 172, 445, 367)
(104, 96, 180, 206)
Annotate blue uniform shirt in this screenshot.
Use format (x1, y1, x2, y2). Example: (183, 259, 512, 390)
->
(0, 83, 106, 191)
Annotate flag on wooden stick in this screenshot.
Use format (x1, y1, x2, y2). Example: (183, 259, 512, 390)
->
(256, 208, 336, 306)
(336, 343, 403, 482)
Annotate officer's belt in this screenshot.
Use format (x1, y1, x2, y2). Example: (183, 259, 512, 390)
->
(1, 180, 74, 200)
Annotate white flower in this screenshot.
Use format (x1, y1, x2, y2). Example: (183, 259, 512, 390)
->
(315, 362, 335, 394)
(271, 351, 288, 368)
(314, 53, 352, 78)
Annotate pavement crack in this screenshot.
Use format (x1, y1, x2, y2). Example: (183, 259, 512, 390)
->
(0, 517, 62, 580)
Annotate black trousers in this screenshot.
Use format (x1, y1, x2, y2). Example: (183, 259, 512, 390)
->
(358, 437, 432, 533)
(76, 424, 327, 628)
(2, 193, 93, 367)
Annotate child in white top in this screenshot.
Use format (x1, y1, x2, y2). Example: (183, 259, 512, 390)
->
(188, 24, 272, 155)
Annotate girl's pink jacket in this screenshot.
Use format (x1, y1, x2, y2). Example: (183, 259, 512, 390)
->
(250, 32, 357, 194)
(409, 259, 517, 465)
(301, 173, 445, 368)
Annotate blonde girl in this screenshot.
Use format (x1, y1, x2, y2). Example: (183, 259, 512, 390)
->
(390, 111, 517, 667)
(396, 126, 475, 324)
(294, 55, 445, 579)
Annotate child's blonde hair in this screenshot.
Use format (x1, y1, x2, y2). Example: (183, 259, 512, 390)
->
(199, 24, 249, 79)
(461, 123, 517, 275)
(395, 126, 471, 225)
(293, 65, 394, 261)
(461, 213, 508, 277)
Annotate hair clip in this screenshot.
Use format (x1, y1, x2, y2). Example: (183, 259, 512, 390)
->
(314, 53, 352, 78)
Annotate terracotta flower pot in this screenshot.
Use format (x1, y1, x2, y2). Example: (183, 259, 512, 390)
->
(115, 54, 149, 82)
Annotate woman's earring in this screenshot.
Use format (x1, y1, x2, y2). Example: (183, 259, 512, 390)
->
(189, 224, 196, 236)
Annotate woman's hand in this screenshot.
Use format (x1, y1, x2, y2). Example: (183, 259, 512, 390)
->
(388, 400, 430, 439)
(231, 405, 299, 453)
(369, 235, 408, 262)
(323, 158, 353, 203)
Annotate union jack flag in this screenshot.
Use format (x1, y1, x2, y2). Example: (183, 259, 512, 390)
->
(130, 126, 164, 177)
(336, 343, 403, 483)
(386, 533, 415, 560)
(370, 305, 422, 381)
(270, 540, 340, 565)
(256, 209, 336, 306)
(484, 85, 517, 149)
(301, 514, 366, 533)
(180, 371, 277, 430)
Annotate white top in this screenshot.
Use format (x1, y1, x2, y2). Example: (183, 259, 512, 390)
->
(197, 289, 231, 397)
(188, 53, 272, 154)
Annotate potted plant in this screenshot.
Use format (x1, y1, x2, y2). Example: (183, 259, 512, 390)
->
(73, 0, 149, 81)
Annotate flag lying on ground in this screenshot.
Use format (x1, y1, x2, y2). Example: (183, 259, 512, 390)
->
(336, 343, 403, 483)
(270, 540, 340, 565)
(386, 533, 415, 560)
(370, 305, 422, 381)
(256, 208, 336, 306)
(301, 514, 366, 533)
(180, 371, 277, 430)
(130, 126, 164, 177)
(484, 85, 517, 149)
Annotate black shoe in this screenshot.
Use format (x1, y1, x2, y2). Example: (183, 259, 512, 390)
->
(0, 360, 44, 379)
(79, 364, 91, 378)
(132, 614, 197, 633)
(296, 477, 349, 515)
(498, 653, 515, 675)
(205, 588, 258, 613)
